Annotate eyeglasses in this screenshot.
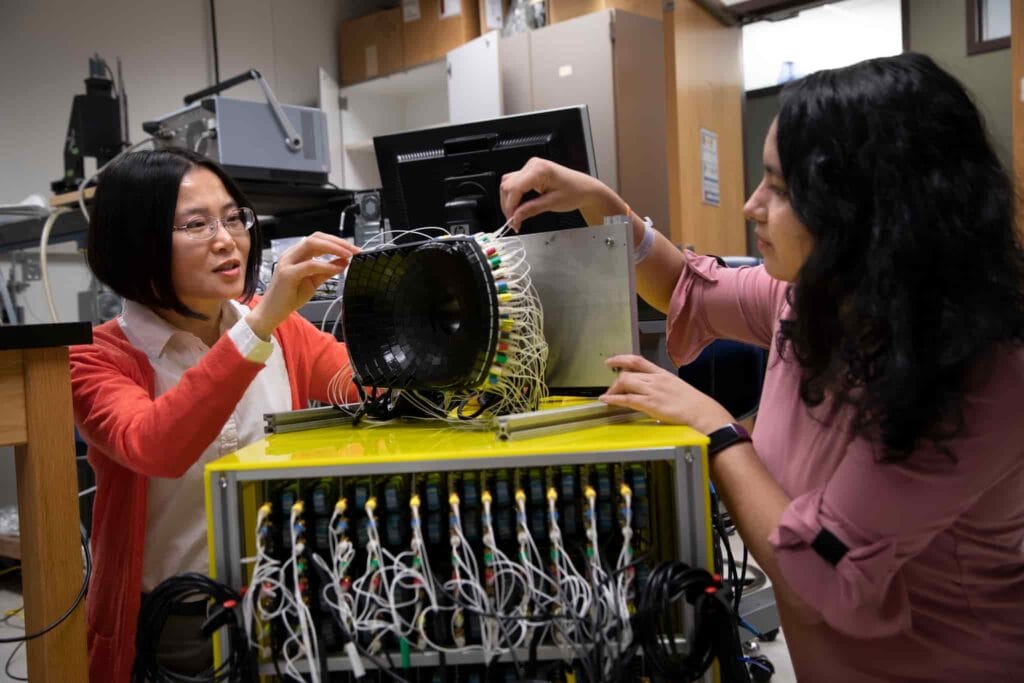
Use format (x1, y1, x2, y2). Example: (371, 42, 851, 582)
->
(172, 207, 256, 241)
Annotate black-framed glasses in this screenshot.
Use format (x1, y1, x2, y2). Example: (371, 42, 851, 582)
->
(172, 207, 256, 241)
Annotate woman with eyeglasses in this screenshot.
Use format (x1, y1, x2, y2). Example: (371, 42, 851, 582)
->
(501, 53, 1024, 680)
(69, 148, 359, 681)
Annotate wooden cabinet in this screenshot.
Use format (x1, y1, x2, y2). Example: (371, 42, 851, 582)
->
(663, 1, 745, 254)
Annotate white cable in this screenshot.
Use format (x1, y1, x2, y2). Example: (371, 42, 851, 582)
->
(289, 502, 321, 683)
(318, 219, 548, 427)
(0, 261, 17, 324)
(76, 136, 156, 222)
(39, 208, 69, 322)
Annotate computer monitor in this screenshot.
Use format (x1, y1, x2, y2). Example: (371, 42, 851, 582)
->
(373, 106, 598, 235)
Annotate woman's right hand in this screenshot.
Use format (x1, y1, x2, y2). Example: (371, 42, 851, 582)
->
(245, 231, 360, 340)
(499, 157, 628, 231)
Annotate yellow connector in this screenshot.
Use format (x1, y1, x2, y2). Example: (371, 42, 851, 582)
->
(335, 498, 348, 513)
(366, 496, 377, 513)
(259, 502, 272, 516)
(292, 500, 304, 514)
(410, 494, 421, 509)
(584, 486, 596, 501)
(547, 487, 558, 503)
(449, 492, 461, 507)
(515, 489, 526, 504)
(482, 490, 493, 505)
(620, 483, 632, 498)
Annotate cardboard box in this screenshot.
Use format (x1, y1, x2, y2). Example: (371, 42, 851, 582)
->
(548, 0, 662, 24)
(402, 0, 482, 68)
(478, 0, 509, 34)
(340, 8, 404, 85)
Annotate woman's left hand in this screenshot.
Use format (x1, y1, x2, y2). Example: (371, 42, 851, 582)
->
(600, 354, 734, 435)
(246, 232, 360, 340)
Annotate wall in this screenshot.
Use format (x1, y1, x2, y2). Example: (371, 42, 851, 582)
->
(907, 0, 1012, 168)
(0, 0, 342, 521)
(0, 0, 343, 205)
(742, 87, 781, 253)
(740, 2, 1014, 253)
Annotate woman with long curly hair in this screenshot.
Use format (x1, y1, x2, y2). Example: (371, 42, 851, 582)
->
(500, 53, 1024, 681)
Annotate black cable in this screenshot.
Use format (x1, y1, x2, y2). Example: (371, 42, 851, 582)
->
(631, 560, 752, 683)
(318, 587, 413, 683)
(0, 524, 90, 645)
(4, 641, 26, 681)
(494, 615, 525, 680)
(711, 490, 741, 617)
(736, 546, 750, 616)
(526, 618, 544, 677)
(209, 0, 220, 84)
(131, 572, 254, 683)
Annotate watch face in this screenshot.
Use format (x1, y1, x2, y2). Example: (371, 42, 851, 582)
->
(709, 422, 750, 456)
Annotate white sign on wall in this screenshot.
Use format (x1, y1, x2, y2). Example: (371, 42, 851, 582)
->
(700, 128, 720, 207)
(403, 0, 421, 22)
(485, 0, 504, 29)
(441, 0, 462, 18)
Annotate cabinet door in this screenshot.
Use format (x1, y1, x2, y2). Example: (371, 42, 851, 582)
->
(528, 10, 617, 190)
(318, 67, 345, 188)
(447, 31, 504, 124)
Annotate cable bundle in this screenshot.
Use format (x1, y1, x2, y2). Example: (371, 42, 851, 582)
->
(324, 222, 548, 428)
(133, 573, 254, 683)
(240, 502, 321, 681)
(630, 561, 752, 683)
(245, 480, 643, 682)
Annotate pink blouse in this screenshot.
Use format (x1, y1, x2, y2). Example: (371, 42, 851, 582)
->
(666, 252, 1024, 682)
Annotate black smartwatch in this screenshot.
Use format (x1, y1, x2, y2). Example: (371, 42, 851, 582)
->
(706, 422, 752, 458)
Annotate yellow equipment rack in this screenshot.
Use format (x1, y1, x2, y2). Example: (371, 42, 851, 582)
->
(204, 415, 714, 680)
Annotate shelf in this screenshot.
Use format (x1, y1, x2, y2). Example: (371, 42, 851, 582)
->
(340, 59, 447, 98)
(0, 533, 19, 561)
(343, 139, 376, 154)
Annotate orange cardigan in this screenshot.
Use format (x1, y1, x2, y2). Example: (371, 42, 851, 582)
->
(70, 306, 351, 682)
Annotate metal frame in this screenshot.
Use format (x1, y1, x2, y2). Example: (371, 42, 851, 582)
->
(207, 443, 711, 677)
(966, 0, 1011, 55)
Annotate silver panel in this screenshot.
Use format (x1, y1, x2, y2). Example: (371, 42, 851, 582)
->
(217, 97, 331, 174)
(519, 220, 639, 390)
(496, 400, 645, 440)
(675, 445, 710, 570)
(153, 97, 331, 175)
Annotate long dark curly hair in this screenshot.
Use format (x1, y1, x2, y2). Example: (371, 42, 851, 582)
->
(775, 52, 1024, 461)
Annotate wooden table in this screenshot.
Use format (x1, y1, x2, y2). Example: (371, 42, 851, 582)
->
(1, 322, 91, 682)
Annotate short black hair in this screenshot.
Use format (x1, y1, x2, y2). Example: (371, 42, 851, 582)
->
(87, 148, 262, 319)
(775, 53, 1024, 460)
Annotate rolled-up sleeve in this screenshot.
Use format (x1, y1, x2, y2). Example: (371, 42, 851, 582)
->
(666, 251, 788, 367)
(767, 359, 1024, 637)
(770, 486, 912, 637)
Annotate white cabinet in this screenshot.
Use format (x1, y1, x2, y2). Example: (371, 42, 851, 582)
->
(446, 31, 504, 124)
(522, 9, 669, 234)
(336, 60, 449, 190)
(331, 32, 505, 190)
(331, 11, 668, 234)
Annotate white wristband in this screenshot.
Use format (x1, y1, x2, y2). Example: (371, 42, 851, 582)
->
(634, 217, 656, 264)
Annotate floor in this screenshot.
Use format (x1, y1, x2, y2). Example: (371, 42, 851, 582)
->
(746, 625, 797, 682)
(733, 532, 797, 683)
(0, 567, 25, 682)
(0, 560, 798, 683)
